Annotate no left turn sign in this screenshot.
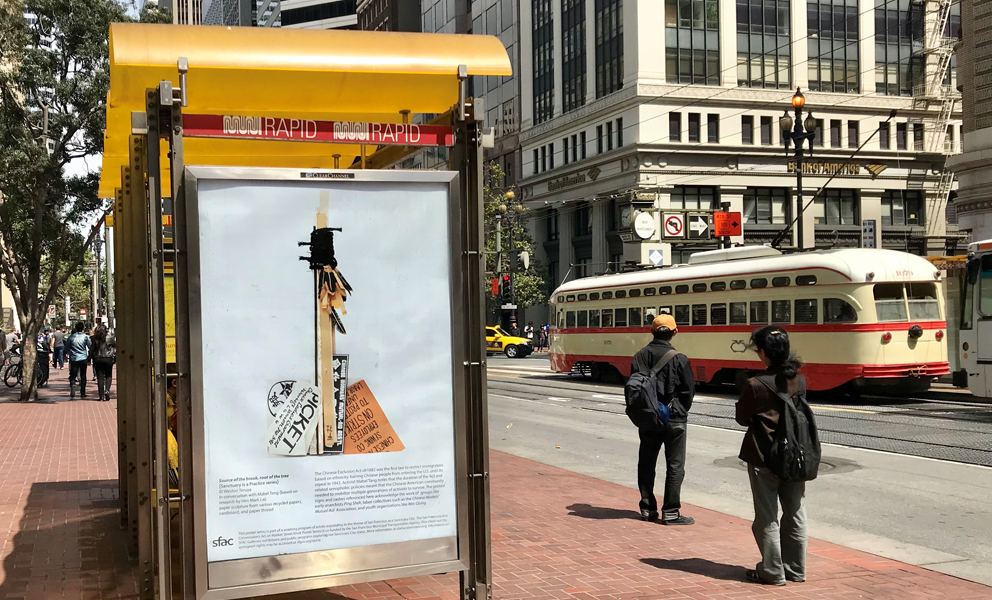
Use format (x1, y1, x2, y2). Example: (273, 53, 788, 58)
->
(663, 213, 685, 238)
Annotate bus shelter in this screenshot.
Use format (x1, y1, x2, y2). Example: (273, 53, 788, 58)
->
(99, 23, 510, 600)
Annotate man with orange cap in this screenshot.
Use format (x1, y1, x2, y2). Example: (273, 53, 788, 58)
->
(630, 313, 695, 525)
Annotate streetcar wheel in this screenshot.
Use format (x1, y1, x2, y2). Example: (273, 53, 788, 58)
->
(504, 345, 519, 359)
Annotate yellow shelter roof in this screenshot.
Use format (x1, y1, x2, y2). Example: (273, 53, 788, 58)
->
(98, 23, 512, 197)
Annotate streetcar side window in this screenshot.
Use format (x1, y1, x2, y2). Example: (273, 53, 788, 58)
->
(711, 281, 727, 291)
(566, 294, 576, 302)
(750, 301, 769, 324)
(557, 295, 564, 302)
(795, 299, 818, 324)
(602, 291, 613, 299)
(557, 310, 564, 328)
(692, 283, 707, 293)
(874, 283, 908, 322)
(644, 287, 656, 296)
(751, 278, 768, 289)
(730, 280, 747, 290)
(711, 303, 728, 325)
(644, 306, 657, 323)
(577, 310, 588, 328)
(692, 304, 708, 325)
(629, 289, 641, 298)
(566, 311, 576, 328)
(629, 307, 643, 326)
(590, 309, 601, 327)
(906, 282, 941, 320)
(578, 293, 588, 301)
(659, 306, 672, 315)
(660, 286, 673, 295)
(675, 284, 689, 294)
(772, 300, 791, 323)
(772, 276, 791, 287)
(730, 302, 747, 324)
(602, 309, 614, 327)
(796, 275, 817, 286)
(674, 305, 690, 326)
(824, 298, 858, 323)
(980, 255, 992, 316)
(615, 307, 628, 327)
(616, 290, 627, 299)
(590, 292, 600, 300)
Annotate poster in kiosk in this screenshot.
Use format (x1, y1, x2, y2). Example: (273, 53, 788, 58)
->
(184, 167, 468, 597)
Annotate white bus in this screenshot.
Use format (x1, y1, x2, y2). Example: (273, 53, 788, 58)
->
(960, 239, 992, 399)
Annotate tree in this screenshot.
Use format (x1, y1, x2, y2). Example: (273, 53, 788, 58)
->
(483, 163, 548, 321)
(0, 0, 128, 399)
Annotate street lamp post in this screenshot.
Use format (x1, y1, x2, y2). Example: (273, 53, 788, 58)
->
(779, 89, 819, 251)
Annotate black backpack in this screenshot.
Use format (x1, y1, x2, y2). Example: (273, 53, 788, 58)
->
(624, 350, 679, 431)
(755, 374, 821, 482)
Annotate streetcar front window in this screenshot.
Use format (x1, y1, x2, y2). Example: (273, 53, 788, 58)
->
(907, 282, 941, 320)
(874, 283, 908, 322)
(557, 310, 565, 328)
(980, 255, 992, 317)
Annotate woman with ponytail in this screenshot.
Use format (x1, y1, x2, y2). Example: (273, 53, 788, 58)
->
(736, 326, 808, 586)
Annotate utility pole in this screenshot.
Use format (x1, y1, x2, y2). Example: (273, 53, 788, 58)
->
(106, 221, 115, 331)
(94, 229, 103, 324)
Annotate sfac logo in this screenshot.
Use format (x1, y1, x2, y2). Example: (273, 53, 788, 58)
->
(212, 536, 234, 548)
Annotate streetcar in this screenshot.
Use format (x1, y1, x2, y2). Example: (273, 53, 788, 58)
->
(959, 239, 992, 399)
(549, 246, 949, 394)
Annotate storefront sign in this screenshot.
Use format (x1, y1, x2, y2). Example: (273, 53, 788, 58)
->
(787, 162, 862, 175)
(182, 114, 454, 146)
(547, 172, 587, 192)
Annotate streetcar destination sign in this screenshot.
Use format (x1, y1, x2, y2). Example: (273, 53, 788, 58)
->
(182, 114, 455, 146)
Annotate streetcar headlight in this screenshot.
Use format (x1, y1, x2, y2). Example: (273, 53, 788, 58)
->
(935, 330, 944, 341)
(882, 332, 892, 343)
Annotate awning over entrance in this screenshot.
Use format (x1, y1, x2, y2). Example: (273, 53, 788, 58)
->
(98, 23, 512, 197)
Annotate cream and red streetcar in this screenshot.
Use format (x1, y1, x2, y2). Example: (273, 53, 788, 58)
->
(549, 246, 949, 394)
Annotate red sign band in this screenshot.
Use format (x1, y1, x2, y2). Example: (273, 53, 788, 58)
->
(182, 114, 454, 147)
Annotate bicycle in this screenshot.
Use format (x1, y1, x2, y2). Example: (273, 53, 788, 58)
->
(3, 353, 47, 388)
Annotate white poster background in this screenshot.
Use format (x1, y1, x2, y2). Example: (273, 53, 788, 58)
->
(195, 178, 458, 562)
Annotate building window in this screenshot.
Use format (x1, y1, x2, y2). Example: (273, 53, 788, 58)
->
(671, 186, 717, 209)
(547, 209, 560, 240)
(848, 121, 859, 147)
(896, 122, 907, 150)
(742, 115, 754, 144)
(575, 203, 593, 234)
(541, 145, 547, 171)
(665, 0, 720, 85)
(807, 0, 859, 93)
(707, 114, 719, 142)
(814, 119, 824, 146)
(597, 124, 605, 152)
(533, 0, 555, 124)
(562, 137, 569, 165)
(814, 189, 859, 225)
(561, 0, 587, 114)
(549, 143, 555, 169)
(875, 0, 924, 96)
(743, 187, 789, 224)
(879, 122, 890, 149)
(881, 190, 924, 226)
(616, 118, 623, 147)
(760, 116, 772, 145)
(580, 131, 587, 158)
(595, 0, 624, 97)
(688, 113, 701, 142)
(830, 120, 842, 147)
(737, 0, 792, 88)
(606, 120, 614, 150)
(913, 122, 924, 150)
(670, 112, 682, 142)
(533, 149, 539, 175)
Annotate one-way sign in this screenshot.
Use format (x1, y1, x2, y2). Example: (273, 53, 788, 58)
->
(688, 215, 710, 239)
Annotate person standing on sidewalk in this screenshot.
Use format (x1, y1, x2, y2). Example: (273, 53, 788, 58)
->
(65, 323, 91, 399)
(35, 328, 51, 387)
(736, 326, 813, 586)
(50, 326, 66, 370)
(630, 314, 695, 525)
(90, 324, 116, 402)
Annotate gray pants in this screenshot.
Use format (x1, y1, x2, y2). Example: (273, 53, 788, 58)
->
(747, 464, 807, 584)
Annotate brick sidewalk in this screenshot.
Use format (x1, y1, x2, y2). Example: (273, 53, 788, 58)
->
(1, 368, 989, 600)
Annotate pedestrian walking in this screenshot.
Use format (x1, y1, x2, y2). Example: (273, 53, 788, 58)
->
(736, 326, 820, 586)
(524, 321, 535, 343)
(629, 314, 695, 525)
(65, 322, 92, 399)
(538, 324, 548, 351)
(91, 324, 116, 402)
(35, 328, 51, 387)
(51, 326, 66, 370)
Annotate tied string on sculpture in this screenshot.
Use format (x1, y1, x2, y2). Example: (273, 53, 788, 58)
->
(300, 226, 353, 334)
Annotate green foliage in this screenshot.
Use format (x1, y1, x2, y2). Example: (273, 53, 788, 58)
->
(138, 1, 172, 23)
(0, 0, 127, 398)
(483, 163, 548, 311)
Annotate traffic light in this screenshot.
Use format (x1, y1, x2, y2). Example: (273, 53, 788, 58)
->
(510, 249, 530, 272)
(501, 274, 512, 303)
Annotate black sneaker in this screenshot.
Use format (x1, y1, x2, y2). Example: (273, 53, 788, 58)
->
(639, 509, 658, 522)
(662, 514, 695, 525)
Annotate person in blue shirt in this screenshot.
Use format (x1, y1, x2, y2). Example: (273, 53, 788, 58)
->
(65, 322, 92, 399)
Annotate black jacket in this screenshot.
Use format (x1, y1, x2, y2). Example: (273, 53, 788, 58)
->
(735, 369, 805, 466)
(630, 339, 695, 422)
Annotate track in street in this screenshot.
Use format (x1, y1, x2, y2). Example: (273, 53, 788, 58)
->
(487, 356, 992, 468)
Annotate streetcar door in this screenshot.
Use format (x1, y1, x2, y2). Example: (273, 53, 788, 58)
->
(977, 255, 992, 361)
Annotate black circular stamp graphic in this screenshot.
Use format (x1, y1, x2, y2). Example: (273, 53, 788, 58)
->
(267, 381, 296, 417)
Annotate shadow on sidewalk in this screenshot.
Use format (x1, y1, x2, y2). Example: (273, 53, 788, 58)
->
(640, 558, 746, 581)
(0, 480, 138, 600)
(565, 503, 642, 521)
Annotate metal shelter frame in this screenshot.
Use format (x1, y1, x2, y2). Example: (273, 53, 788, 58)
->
(104, 23, 507, 600)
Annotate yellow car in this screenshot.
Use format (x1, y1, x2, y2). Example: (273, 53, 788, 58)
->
(486, 326, 534, 358)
